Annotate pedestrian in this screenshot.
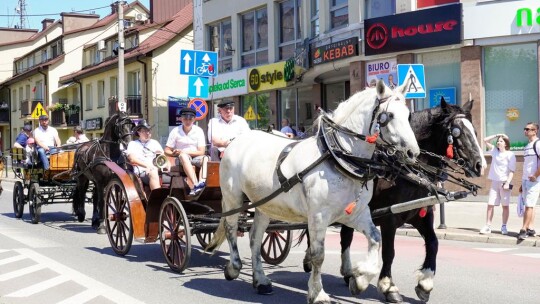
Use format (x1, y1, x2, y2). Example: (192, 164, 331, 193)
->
(207, 100, 250, 161)
(480, 133, 515, 235)
(518, 122, 540, 240)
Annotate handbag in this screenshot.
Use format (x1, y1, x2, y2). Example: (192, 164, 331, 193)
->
(517, 193, 525, 218)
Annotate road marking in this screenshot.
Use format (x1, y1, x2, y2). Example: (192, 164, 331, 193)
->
(474, 248, 518, 253)
(0, 254, 26, 265)
(2, 232, 62, 248)
(0, 264, 46, 281)
(514, 253, 540, 259)
(56, 289, 101, 304)
(4, 248, 146, 304)
(5, 274, 70, 297)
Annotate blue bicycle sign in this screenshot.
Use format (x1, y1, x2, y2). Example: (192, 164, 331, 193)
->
(180, 50, 218, 77)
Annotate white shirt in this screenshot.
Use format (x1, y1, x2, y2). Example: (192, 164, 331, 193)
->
(208, 115, 250, 152)
(523, 140, 539, 179)
(66, 134, 90, 144)
(33, 126, 59, 147)
(487, 147, 516, 182)
(126, 139, 164, 174)
(166, 125, 205, 152)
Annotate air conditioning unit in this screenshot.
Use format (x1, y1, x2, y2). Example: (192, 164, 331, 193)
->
(135, 13, 147, 22)
(97, 40, 106, 51)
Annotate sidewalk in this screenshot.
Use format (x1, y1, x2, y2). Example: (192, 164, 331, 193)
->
(1, 168, 539, 246)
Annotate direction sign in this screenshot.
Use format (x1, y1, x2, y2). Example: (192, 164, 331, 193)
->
(180, 49, 218, 77)
(187, 98, 208, 121)
(31, 102, 46, 118)
(397, 64, 426, 98)
(188, 76, 209, 98)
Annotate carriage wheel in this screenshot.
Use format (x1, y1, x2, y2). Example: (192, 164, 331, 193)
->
(104, 178, 133, 256)
(159, 197, 191, 273)
(13, 181, 24, 219)
(195, 231, 215, 249)
(28, 183, 41, 224)
(261, 230, 292, 265)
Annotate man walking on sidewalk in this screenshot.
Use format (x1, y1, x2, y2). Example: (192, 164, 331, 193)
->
(518, 122, 540, 240)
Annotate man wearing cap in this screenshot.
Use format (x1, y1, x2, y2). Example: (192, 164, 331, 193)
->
(66, 126, 90, 144)
(126, 120, 164, 190)
(34, 115, 61, 170)
(207, 100, 250, 161)
(13, 124, 33, 149)
(165, 107, 208, 196)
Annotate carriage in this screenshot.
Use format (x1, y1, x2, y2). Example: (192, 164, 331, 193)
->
(10, 145, 92, 224)
(102, 156, 299, 273)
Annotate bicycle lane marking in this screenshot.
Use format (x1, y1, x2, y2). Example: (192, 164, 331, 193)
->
(2, 248, 145, 304)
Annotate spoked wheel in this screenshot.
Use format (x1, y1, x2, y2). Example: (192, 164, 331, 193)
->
(195, 231, 215, 249)
(104, 178, 133, 256)
(28, 183, 41, 224)
(261, 230, 292, 265)
(13, 181, 25, 218)
(159, 197, 191, 273)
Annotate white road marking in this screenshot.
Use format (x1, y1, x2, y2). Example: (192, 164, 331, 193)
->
(474, 248, 518, 253)
(0, 254, 26, 265)
(514, 253, 540, 259)
(0, 249, 10, 253)
(56, 289, 102, 304)
(5, 274, 70, 297)
(0, 264, 46, 281)
(3, 248, 146, 304)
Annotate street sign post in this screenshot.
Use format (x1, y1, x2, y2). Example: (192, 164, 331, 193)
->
(180, 50, 218, 77)
(31, 102, 46, 119)
(397, 64, 426, 99)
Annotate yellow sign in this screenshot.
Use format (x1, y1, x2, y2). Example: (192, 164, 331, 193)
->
(506, 107, 519, 121)
(248, 62, 288, 93)
(31, 102, 46, 119)
(243, 105, 260, 121)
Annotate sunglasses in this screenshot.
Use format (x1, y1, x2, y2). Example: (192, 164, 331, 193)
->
(181, 114, 195, 119)
(524, 128, 537, 131)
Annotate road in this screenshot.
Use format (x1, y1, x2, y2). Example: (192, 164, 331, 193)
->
(0, 180, 539, 304)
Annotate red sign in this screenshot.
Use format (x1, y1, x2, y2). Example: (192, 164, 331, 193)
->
(310, 38, 358, 67)
(187, 98, 208, 121)
(417, 0, 459, 9)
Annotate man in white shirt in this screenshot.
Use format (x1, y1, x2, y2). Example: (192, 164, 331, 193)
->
(34, 115, 61, 170)
(126, 120, 164, 190)
(207, 100, 250, 161)
(518, 122, 540, 240)
(66, 126, 90, 144)
(165, 107, 208, 196)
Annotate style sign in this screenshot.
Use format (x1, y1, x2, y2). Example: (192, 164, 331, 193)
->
(397, 64, 426, 98)
(188, 76, 209, 98)
(180, 49, 218, 77)
(248, 61, 295, 93)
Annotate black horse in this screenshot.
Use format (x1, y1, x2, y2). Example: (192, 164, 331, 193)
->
(303, 98, 486, 303)
(71, 112, 134, 234)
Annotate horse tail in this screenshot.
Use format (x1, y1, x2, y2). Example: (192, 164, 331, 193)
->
(205, 217, 227, 253)
(296, 229, 308, 247)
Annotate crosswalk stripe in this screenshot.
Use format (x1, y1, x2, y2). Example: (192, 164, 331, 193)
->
(514, 253, 540, 259)
(474, 248, 518, 253)
(0, 254, 26, 265)
(0, 264, 46, 281)
(56, 289, 102, 304)
(5, 275, 70, 297)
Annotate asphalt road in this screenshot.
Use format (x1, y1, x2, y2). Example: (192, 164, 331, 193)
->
(0, 180, 539, 304)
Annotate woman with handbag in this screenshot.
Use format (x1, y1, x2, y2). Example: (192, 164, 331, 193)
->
(480, 134, 516, 235)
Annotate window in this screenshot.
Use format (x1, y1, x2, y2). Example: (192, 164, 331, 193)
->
(241, 7, 268, 68)
(325, 81, 350, 112)
(484, 43, 538, 150)
(209, 19, 233, 73)
(97, 80, 105, 107)
(128, 71, 140, 96)
(241, 93, 271, 129)
(365, 0, 395, 19)
(125, 34, 138, 50)
(51, 40, 62, 58)
(310, 0, 319, 37)
(330, 0, 348, 29)
(85, 84, 93, 110)
(12, 90, 17, 112)
(35, 81, 43, 100)
(26, 56, 34, 69)
(41, 49, 48, 62)
(279, 0, 302, 60)
(25, 85, 30, 100)
(110, 76, 118, 97)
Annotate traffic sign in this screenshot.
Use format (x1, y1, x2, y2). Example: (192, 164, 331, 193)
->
(188, 76, 209, 98)
(31, 102, 46, 119)
(187, 98, 208, 121)
(243, 105, 260, 121)
(397, 64, 426, 98)
(118, 100, 127, 112)
(180, 49, 218, 77)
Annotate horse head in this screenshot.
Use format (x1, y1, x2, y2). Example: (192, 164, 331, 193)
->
(440, 97, 486, 177)
(103, 112, 134, 148)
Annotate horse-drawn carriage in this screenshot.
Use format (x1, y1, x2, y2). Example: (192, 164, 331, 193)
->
(10, 146, 92, 224)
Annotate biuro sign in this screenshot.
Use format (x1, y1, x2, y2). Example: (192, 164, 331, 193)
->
(364, 3, 461, 56)
(248, 61, 295, 92)
(311, 38, 359, 66)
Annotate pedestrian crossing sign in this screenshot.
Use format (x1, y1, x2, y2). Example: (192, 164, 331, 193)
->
(31, 102, 46, 119)
(397, 64, 426, 98)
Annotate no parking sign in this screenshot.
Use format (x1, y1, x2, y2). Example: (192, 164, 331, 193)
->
(187, 98, 208, 121)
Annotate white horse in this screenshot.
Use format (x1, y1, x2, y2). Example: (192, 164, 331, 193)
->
(207, 80, 420, 304)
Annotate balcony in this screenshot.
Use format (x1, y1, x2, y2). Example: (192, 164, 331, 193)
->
(50, 103, 80, 127)
(0, 108, 9, 122)
(108, 95, 142, 117)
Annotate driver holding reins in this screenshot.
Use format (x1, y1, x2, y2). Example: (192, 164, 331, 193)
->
(126, 120, 164, 190)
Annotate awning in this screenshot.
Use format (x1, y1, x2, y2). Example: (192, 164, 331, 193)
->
(54, 82, 76, 93)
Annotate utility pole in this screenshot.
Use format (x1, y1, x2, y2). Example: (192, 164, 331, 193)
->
(15, 0, 28, 29)
(117, 1, 127, 113)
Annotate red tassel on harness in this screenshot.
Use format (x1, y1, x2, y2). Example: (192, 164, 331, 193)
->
(446, 144, 453, 159)
(419, 207, 427, 218)
(366, 133, 379, 144)
(345, 202, 356, 215)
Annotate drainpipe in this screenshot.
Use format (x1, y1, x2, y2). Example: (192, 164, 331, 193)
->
(74, 78, 83, 122)
(136, 56, 148, 120)
(7, 87, 11, 158)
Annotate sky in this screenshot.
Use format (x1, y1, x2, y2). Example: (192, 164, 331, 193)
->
(0, 0, 150, 29)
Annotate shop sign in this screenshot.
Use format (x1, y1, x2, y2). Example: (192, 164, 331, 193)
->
(365, 59, 397, 89)
(208, 69, 248, 99)
(417, 0, 458, 9)
(248, 61, 295, 93)
(506, 108, 519, 121)
(516, 7, 540, 27)
(429, 87, 456, 108)
(310, 38, 359, 67)
(85, 118, 103, 131)
(168, 96, 190, 126)
(364, 3, 461, 56)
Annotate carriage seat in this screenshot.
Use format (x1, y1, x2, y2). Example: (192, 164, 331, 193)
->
(163, 156, 219, 188)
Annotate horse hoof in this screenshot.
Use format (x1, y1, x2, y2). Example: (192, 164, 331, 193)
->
(348, 277, 361, 295)
(415, 285, 431, 302)
(224, 263, 240, 281)
(303, 261, 312, 273)
(256, 284, 273, 295)
(343, 275, 352, 286)
(385, 291, 403, 303)
(97, 227, 106, 235)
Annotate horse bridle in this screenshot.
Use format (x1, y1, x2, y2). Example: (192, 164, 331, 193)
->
(114, 114, 135, 146)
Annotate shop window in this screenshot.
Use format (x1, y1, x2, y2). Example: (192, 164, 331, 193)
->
(208, 19, 233, 73)
(365, 0, 395, 19)
(241, 93, 270, 130)
(325, 82, 350, 112)
(279, 0, 302, 60)
(310, 0, 319, 38)
(241, 7, 268, 68)
(330, 0, 348, 29)
(484, 43, 538, 150)
(279, 87, 313, 136)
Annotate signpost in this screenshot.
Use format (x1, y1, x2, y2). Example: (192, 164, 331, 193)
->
(179, 50, 218, 77)
(188, 76, 209, 98)
(187, 98, 208, 121)
(397, 64, 426, 99)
